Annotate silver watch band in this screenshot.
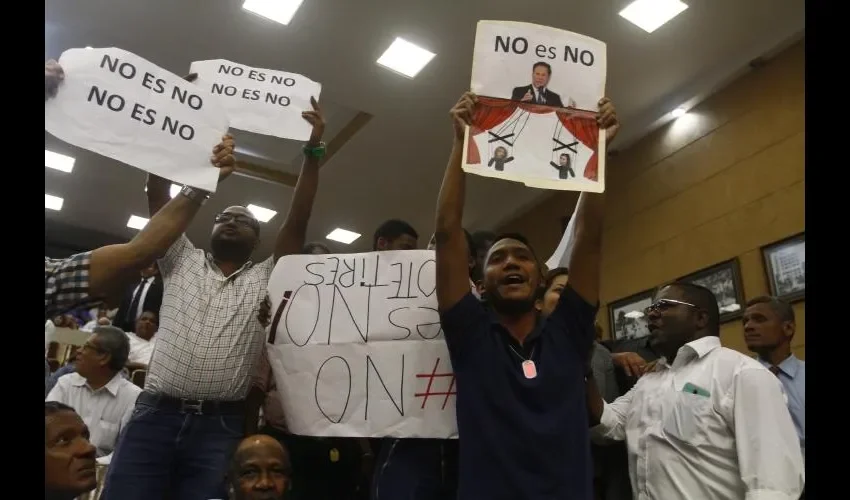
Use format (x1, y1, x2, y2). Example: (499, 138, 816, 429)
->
(179, 185, 210, 204)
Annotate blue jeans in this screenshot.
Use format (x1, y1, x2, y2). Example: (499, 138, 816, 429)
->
(100, 398, 244, 500)
(371, 438, 454, 500)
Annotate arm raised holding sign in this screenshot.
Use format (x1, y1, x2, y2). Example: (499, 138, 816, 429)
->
(44, 60, 237, 314)
(271, 96, 325, 261)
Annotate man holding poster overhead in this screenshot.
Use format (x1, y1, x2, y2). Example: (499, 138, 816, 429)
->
(101, 97, 329, 500)
(435, 91, 619, 499)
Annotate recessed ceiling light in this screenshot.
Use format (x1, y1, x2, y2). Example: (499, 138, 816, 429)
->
(671, 106, 688, 118)
(170, 184, 181, 198)
(326, 228, 361, 244)
(619, 0, 688, 33)
(45, 150, 75, 173)
(246, 204, 277, 223)
(127, 215, 149, 230)
(45, 194, 64, 211)
(85, 46, 93, 50)
(376, 37, 436, 78)
(242, 0, 304, 26)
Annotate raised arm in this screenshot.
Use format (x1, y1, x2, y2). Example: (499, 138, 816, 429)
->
(566, 98, 619, 306)
(273, 97, 325, 262)
(90, 136, 236, 299)
(435, 92, 477, 312)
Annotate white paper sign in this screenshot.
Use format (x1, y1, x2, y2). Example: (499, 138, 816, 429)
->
(471, 21, 606, 112)
(190, 59, 322, 140)
(266, 250, 458, 438)
(463, 21, 608, 193)
(45, 48, 229, 192)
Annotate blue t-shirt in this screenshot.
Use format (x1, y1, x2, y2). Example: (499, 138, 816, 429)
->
(440, 286, 596, 500)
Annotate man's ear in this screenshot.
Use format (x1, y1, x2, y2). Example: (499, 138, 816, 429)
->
(534, 299, 543, 313)
(782, 320, 796, 342)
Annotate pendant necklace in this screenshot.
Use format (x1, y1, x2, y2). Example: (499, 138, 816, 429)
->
(508, 344, 538, 379)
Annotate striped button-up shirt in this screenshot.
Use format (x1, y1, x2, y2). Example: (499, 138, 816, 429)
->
(146, 235, 274, 400)
(45, 253, 97, 319)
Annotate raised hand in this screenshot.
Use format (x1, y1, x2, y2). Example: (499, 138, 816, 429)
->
(211, 134, 236, 182)
(521, 90, 534, 102)
(301, 96, 325, 145)
(45, 59, 64, 101)
(450, 92, 478, 141)
(597, 97, 620, 143)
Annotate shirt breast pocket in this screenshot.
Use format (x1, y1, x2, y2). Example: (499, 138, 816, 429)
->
(97, 420, 120, 447)
(662, 392, 712, 446)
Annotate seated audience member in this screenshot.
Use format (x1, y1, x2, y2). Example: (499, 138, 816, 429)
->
(433, 92, 618, 500)
(46, 352, 78, 397)
(228, 435, 292, 500)
(587, 283, 804, 499)
(126, 310, 159, 368)
(114, 263, 163, 333)
(83, 304, 112, 331)
(303, 241, 332, 254)
(742, 296, 805, 458)
(45, 401, 97, 500)
(46, 326, 142, 462)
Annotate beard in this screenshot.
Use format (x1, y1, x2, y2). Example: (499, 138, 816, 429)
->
(482, 289, 536, 316)
(210, 237, 253, 263)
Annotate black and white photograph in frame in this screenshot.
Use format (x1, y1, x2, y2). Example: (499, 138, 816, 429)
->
(608, 288, 655, 341)
(679, 259, 745, 323)
(762, 233, 805, 302)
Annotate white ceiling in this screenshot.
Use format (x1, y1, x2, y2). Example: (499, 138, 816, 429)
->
(45, 0, 805, 256)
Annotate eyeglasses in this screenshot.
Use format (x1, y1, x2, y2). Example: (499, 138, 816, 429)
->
(644, 298, 700, 316)
(214, 213, 258, 229)
(80, 341, 106, 354)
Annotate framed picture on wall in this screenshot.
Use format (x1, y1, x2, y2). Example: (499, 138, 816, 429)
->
(608, 288, 655, 341)
(762, 233, 805, 302)
(679, 259, 745, 323)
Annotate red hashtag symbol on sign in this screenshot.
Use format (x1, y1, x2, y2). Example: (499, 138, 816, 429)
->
(415, 358, 457, 410)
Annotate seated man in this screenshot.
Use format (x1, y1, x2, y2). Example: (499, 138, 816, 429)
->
(46, 326, 142, 462)
(228, 434, 293, 500)
(45, 401, 97, 500)
(126, 309, 159, 370)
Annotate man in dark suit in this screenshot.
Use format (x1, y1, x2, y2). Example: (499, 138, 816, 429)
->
(511, 62, 567, 108)
(114, 262, 163, 333)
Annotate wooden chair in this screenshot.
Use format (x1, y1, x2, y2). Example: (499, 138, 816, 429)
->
(130, 370, 147, 388)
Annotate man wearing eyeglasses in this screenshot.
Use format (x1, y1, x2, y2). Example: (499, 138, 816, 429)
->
(586, 283, 804, 500)
(101, 93, 328, 500)
(46, 326, 141, 463)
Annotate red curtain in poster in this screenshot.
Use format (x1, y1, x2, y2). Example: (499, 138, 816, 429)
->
(467, 97, 569, 164)
(466, 97, 518, 164)
(556, 110, 600, 181)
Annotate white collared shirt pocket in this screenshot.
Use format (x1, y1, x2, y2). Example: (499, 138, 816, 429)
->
(662, 392, 712, 446)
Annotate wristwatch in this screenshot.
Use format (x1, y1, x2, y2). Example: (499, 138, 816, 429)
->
(302, 141, 327, 158)
(179, 185, 210, 205)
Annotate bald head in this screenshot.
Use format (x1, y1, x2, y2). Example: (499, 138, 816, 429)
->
(229, 435, 291, 500)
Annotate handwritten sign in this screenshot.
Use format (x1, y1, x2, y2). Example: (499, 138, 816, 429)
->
(266, 250, 458, 438)
(463, 21, 607, 193)
(190, 59, 321, 140)
(45, 48, 229, 192)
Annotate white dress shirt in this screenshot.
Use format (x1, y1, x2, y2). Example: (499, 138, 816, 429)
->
(46, 372, 142, 460)
(127, 331, 157, 365)
(592, 336, 803, 500)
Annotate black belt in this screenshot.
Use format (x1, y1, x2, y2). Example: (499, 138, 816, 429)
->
(138, 391, 246, 415)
